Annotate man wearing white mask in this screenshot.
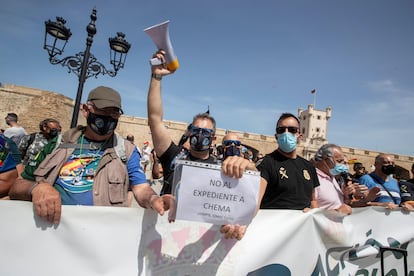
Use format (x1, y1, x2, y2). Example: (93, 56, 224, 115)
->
(256, 113, 320, 211)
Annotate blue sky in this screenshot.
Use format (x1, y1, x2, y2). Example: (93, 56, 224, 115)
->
(1, 0, 413, 156)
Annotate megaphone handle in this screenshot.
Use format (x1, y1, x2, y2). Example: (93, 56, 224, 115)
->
(150, 57, 163, 66)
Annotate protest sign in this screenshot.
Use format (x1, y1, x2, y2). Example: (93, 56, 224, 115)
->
(172, 160, 260, 225)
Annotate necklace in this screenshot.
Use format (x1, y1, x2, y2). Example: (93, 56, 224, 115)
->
(78, 135, 109, 165)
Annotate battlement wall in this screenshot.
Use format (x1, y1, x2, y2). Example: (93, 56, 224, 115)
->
(1, 83, 412, 176)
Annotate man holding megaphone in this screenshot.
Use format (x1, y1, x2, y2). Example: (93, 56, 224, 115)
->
(147, 50, 260, 240)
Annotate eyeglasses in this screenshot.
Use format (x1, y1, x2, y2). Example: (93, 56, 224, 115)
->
(189, 126, 214, 137)
(335, 159, 346, 164)
(276, 126, 299, 134)
(88, 103, 123, 119)
(223, 140, 241, 147)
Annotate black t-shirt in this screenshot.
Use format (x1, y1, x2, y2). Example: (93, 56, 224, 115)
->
(257, 150, 320, 210)
(158, 142, 216, 195)
(399, 180, 414, 202)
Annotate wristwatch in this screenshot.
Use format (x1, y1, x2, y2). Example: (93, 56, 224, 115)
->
(151, 73, 162, 81)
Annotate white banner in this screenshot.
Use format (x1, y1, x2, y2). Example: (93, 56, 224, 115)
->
(0, 201, 413, 276)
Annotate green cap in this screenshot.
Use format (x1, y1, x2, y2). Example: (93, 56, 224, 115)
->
(87, 86, 122, 112)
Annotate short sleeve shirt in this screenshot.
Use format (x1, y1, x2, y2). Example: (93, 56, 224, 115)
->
(159, 142, 216, 195)
(257, 150, 320, 210)
(398, 180, 414, 202)
(359, 173, 401, 205)
(315, 168, 344, 210)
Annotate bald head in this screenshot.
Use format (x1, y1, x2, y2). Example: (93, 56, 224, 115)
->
(374, 154, 395, 177)
(222, 132, 242, 159)
(222, 132, 240, 144)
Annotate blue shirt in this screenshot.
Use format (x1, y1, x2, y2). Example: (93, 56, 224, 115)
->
(0, 134, 21, 173)
(359, 172, 401, 205)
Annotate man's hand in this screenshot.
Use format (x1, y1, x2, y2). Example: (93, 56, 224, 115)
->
(220, 224, 247, 240)
(342, 182, 358, 198)
(150, 194, 176, 222)
(221, 156, 256, 178)
(336, 204, 352, 215)
(31, 183, 61, 224)
(151, 50, 174, 76)
(401, 201, 414, 211)
(367, 201, 399, 209)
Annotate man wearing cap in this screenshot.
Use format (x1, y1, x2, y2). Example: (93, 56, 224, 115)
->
(4, 112, 27, 146)
(27, 86, 174, 224)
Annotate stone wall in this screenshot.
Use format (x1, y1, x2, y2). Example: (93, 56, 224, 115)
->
(1, 83, 413, 178)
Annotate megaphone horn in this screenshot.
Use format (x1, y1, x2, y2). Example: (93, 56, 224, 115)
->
(144, 20, 179, 71)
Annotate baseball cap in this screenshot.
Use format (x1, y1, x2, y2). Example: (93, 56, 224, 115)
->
(87, 86, 123, 112)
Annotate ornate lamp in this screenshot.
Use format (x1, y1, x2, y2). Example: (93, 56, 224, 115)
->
(43, 8, 131, 128)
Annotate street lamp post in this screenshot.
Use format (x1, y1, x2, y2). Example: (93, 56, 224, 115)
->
(43, 8, 131, 128)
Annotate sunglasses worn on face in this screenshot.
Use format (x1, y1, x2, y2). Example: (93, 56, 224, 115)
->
(88, 103, 122, 119)
(276, 126, 299, 134)
(189, 126, 214, 137)
(223, 140, 241, 147)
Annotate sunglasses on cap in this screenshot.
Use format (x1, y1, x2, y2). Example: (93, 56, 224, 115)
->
(223, 140, 241, 147)
(189, 126, 214, 137)
(276, 126, 299, 134)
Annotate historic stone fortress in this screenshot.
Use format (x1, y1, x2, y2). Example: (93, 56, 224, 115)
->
(1, 83, 413, 178)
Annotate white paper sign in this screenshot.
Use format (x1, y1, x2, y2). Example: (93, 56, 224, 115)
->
(174, 160, 261, 225)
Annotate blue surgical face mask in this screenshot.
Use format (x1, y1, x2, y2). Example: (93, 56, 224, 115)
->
(277, 132, 297, 153)
(329, 163, 349, 176)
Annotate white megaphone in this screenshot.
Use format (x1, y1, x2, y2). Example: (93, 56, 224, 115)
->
(144, 20, 179, 71)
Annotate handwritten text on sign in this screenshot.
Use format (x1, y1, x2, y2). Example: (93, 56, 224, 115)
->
(175, 163, 260, 225)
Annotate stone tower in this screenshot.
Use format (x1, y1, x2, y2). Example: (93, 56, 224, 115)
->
(297, 104, 332, 159)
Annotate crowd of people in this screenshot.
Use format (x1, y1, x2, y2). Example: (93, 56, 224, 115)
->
(1, 50, 413, 242)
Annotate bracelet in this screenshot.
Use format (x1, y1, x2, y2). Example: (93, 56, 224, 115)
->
(151, 73, 162, 81)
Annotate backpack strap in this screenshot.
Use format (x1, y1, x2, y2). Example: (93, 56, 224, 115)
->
(28, 132, 37, 146)
(113, 134, 128, 163)
(369, 173, 397, 204)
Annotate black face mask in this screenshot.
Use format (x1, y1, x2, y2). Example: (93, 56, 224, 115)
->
(87, 112, 118, 136)
(223, 146, 241, 160)
(48, 128, 60, 138)
(381, 165, 396, 175)
(190, 133, 212, 152)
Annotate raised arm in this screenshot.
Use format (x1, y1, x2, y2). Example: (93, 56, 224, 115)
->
(147, 51, 175, 156)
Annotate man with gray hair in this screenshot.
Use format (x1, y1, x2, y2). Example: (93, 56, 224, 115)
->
(314, 144, 379, 212)
(313, 144, 355, 214)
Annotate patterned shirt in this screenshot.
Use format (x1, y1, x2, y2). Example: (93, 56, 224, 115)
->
(54, 135, 146, 205)
(18, 132, 49, 166)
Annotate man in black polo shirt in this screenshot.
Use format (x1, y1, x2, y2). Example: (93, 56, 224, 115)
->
(257, 113, 320, 210)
